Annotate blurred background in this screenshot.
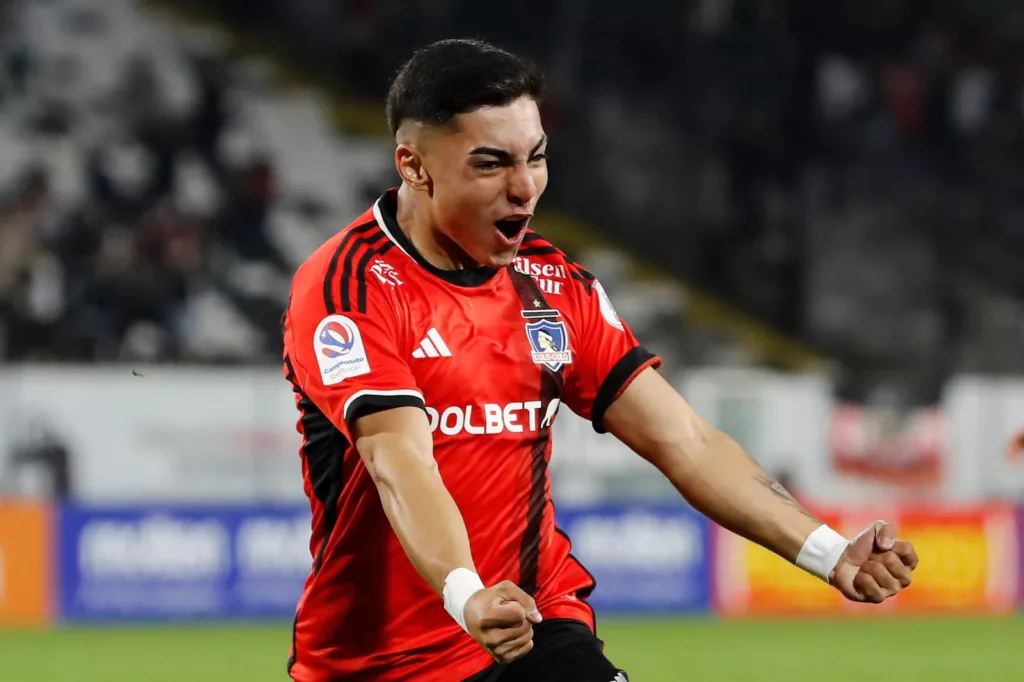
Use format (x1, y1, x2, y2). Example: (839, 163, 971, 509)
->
(1, 0, 1023, 680)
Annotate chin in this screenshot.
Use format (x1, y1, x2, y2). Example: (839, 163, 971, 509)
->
(485, 250, 517, 269)
(454, 227, 521, 269)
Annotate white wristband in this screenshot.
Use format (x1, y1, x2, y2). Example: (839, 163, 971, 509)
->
(442, 568, 486, 633)
(796, 525, 849, 582)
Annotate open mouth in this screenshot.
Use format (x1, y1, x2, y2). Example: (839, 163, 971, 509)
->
(494, 217, 528, 242)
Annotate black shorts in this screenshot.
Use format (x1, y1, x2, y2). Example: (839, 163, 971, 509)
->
(461, 619, 628, 682)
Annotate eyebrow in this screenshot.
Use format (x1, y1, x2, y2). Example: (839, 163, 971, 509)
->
(469, 135, 548, 160)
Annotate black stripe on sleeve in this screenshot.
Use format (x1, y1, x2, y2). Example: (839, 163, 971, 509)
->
(323, 248, 345, 315)
(344, 392, 426, 430)
(355, 242, 394, 314)
(340, 232, 386, 313)
(570, 270, 593, 293)
(323, 219, 376, 314)
(574, 264, 597, 283)
(591, 346, 659, 434)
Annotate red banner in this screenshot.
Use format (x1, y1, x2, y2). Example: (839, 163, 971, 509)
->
(713, 505, 1019, 616)
(0, 500, 53, 626)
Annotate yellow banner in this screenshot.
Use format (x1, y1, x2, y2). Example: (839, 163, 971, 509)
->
(714, 506, 1019, 615)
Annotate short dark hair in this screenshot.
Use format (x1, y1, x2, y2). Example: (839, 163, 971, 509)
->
(385, 38, 545, 136)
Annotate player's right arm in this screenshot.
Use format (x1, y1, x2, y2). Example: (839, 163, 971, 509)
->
(351, 406, 540, 661)
(350, 404, 474, 595)
(284, 261, 538, 662)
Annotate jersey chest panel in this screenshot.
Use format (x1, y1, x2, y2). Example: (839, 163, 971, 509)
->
(402, 278, 567, 440)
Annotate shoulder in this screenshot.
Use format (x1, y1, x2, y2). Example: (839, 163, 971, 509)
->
(514, 230, 596, 296)
(290, 208, 402, 316)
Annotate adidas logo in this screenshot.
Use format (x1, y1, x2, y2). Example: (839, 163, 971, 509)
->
(610, 673, 629, 682)
(412, 328, 452, 359)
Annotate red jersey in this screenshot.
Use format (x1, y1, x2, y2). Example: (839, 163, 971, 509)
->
(282, 190, 660, 682)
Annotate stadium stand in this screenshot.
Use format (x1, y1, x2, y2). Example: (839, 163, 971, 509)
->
(0, 0, 776, 377)
(7, 0, 1024, 402)
(0, 0, 393, 362)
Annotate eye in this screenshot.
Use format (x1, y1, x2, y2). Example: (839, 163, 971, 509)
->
(475, 161, 501, 170)
(529, 153, 548, 164)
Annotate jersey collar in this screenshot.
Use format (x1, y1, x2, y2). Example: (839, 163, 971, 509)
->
(373, 189, 500, 288)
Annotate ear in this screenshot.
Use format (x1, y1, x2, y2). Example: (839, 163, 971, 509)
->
(396, 144, 431, 192)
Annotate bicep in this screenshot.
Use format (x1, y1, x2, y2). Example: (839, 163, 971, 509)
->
(352, 406, 435, 482)
(602, 367, 713, 465)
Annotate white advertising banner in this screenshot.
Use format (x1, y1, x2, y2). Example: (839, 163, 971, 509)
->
(944, 376, 1024, 501)
(678, 368, 832, 497)
(1, 365, 1022, 503)
(0, 365, 305, 503)
(679, 368, 960, 504)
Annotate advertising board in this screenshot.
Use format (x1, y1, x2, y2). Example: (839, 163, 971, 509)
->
(555, 503, 711, 614)
(57, 505, 311, 621)
(0, 500, 52, 626)
(714, 505, 1020, 615)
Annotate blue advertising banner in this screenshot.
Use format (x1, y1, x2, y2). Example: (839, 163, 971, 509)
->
(57, 502, 712, 621)
(554, 503, 712, 614)
(57, 505, 311, 622)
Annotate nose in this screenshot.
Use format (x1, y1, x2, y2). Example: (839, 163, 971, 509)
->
(506, 164, 538, 207)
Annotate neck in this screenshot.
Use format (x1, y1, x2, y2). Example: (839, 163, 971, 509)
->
(395, 185, 480, 271)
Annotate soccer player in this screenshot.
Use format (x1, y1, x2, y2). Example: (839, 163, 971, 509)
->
(281, 39, 919, 682)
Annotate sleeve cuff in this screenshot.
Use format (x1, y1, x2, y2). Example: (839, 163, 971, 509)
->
(591, 346, 661, 434)
(344, 389, 426, 428)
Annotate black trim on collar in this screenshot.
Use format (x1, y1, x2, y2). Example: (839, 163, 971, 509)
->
(377, 189, 500, 287)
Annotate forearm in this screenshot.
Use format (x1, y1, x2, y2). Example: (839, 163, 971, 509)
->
(655, 428, 823, 564)
(357, 433, 475, 595)
(604, 369, 850, 581)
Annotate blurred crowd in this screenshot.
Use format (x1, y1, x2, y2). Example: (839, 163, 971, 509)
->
(187, 0, 1024, 397)
(0, 0, 292, 362)
(5, 0, 1024, 396)
(549, 0, 1024, 383)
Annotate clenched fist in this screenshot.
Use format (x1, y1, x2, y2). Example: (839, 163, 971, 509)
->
(464, 580, 542, 664)
(829, 520, 919, 603)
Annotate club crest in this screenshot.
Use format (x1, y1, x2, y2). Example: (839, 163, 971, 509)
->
(525, 319, 572, 371)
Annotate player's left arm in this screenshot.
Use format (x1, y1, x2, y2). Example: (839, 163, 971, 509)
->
(560, 268, 917, 603)
(603, 369, 919, 602)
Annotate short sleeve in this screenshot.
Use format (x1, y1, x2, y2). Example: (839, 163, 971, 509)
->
(562, 277, 661, 433)
(285, 276, 423, 443)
